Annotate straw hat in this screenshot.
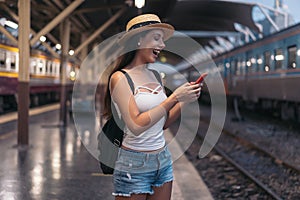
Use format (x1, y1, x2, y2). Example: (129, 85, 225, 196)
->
(118, 14, 174, 45)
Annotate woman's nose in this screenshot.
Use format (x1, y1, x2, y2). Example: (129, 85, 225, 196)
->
(159, 40, 166, 49)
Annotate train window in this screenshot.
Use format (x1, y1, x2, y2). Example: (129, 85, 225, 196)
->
(236, 60, 241, 75)
(46, 60, 52, 75)
(38, 60, 45, 74)
(287, 46, 297, 69)
(10, 54, 16, 70)
(263, 51, 271, 72)
(53, 62, 59, 75)
(251, 57, 257, 72)
(274, 48, 284, 70)
(231, 60, 238, 75)
(49, 62, 53, 74)
(225, 62, 231, 77)
(30, 59, 35, 73)
(246, 56, 257, 73)
(0, 50, 5, 69)
(240, 60, 246, 75)
(257, 55, 263, 72)
(45, 61, 49, 74)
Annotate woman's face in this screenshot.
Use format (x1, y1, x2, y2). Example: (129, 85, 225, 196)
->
(137, 29, 166, 63)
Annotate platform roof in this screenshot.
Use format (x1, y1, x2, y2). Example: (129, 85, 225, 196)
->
(0, 0, 259, 58)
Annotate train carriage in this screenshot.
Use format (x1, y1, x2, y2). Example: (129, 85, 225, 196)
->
(217, 23, 300, 120)
(174, 23, 300, 121)
(0, 43, 78, 113)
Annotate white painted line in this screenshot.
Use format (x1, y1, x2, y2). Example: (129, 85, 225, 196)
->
(165, 129, 214, 200)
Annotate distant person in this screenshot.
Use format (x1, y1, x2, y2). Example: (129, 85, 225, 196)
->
(103, 13, 201, 200)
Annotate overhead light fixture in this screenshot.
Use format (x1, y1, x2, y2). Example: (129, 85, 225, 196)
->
(5, 20, 18, 29)
(55, 44, 61, 50)
(135, 0, 145, 9)
(69, 50, 74, 56)
(39, 35, 46, 42)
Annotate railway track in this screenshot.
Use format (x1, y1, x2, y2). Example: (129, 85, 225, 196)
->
(200, 133, 295, 200)
(171, 104, 300, 199)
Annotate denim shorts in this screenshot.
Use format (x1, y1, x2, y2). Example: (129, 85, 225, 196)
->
(112, 146, 173, 197)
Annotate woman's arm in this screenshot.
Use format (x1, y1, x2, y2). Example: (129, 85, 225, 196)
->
(163, 102, 184, 129)
(163, 84, 202, 129)
(110, 72, 200, 136)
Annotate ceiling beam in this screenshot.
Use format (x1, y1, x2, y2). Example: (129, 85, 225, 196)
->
(0, 3, 18, 22)
(40, 41, 60, 58)
(0, 3, 60, 49)
(65, 0, 91, 29)
(0, 25, 18, 46)
(74, 4, 124, 14)
(49, 0, 88, 31)
(74, 7, 127, 56)
(30, 0, 84, 46)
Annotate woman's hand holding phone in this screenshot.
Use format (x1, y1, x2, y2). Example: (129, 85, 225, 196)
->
(173, 82, 201, 103)
(190, 72, 208, 85)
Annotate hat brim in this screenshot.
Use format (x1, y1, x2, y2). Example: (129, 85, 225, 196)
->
(118, 23, 174, 45)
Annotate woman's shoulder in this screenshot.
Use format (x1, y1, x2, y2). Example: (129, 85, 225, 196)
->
(111, 70, 125, 80)
(110, 70, 129, 89)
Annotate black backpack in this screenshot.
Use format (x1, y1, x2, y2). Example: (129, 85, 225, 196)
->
(97, 69, 162, 174)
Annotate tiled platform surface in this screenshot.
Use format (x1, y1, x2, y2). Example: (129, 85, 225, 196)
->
(0, 104, 213, 200)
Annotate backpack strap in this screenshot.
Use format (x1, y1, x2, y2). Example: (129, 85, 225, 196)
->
(119, 69, 134, 93)
(149, 69, 162, 85)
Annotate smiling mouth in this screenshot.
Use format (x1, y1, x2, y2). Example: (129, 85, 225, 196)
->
(153, 49, 160, 56)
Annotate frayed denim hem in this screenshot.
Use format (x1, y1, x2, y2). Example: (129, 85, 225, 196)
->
(112, 192, 131, 197)
(152, 178, 173, 188)
(112, 179, 173, 197)
(112, 191, 154, 197)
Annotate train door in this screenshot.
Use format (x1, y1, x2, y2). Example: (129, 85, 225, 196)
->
(263, 50, 272, 72)
(224, 59, 231, 91)
(0, 50, 5, 70)
(287, 45, 297, 69)
(231, 59, 238, 88)
(245, 52, 253, 101)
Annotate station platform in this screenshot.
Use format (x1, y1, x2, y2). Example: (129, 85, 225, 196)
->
(0, 104, 213, 200)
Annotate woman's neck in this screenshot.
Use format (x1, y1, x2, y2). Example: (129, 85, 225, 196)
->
(126, 59, 148, 72)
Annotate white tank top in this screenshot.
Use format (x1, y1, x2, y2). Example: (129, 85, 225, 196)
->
(121, 83, 167, 151)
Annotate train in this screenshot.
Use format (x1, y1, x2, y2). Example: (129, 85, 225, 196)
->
(0, 43, 78, 113)
(170, 22, 300, 122)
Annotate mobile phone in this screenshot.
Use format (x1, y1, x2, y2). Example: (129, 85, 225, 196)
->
(194, 72, 208, 84)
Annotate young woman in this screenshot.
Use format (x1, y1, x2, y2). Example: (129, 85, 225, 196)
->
(103, 14, 201, 200)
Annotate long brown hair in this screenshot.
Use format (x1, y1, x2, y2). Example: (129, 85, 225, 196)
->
(102, 31, 150, 119)
(102, 50, 136, 119)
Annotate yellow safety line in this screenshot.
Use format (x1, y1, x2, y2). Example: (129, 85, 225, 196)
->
(0, 103, 59, 124)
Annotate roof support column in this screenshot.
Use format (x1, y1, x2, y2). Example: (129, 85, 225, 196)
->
(17, 0, 30, 146)
(79, 33, 88, 61)
(30, 0, 84, 46)
(59, 19, 71, 126)
(74, 7, 127, 56)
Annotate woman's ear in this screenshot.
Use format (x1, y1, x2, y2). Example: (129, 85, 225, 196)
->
(137, 37, 143, 47)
